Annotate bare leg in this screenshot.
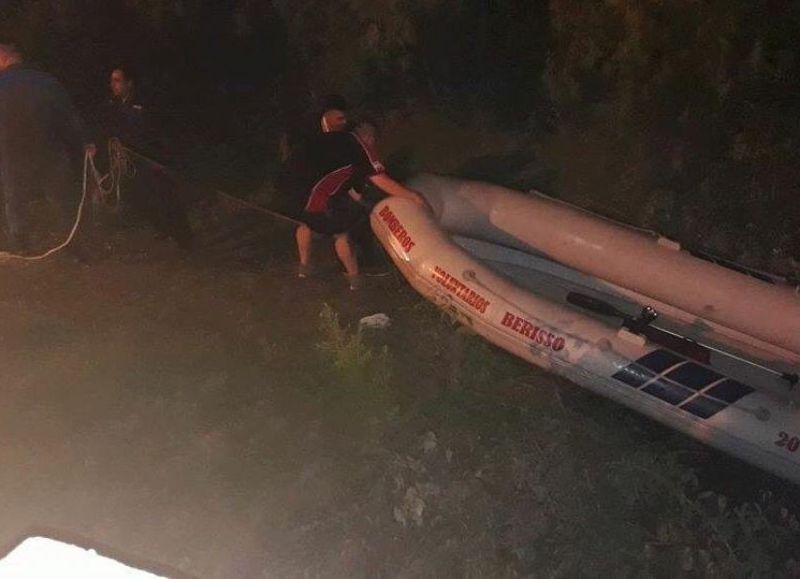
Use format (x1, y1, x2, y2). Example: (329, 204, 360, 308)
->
(333, 233, 358, 276)
(296, 224, 312, 272)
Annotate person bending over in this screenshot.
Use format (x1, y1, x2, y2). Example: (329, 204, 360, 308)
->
(285, 120, 424, 290)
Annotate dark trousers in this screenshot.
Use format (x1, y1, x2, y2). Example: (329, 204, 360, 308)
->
(1, 150, 79, 250)
(121, 167, 192, 247)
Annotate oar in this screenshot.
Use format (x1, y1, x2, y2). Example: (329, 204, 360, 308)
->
(566, 292, 656, 328)
(567, 291, 710, 364)
(566, 291, 798, 388)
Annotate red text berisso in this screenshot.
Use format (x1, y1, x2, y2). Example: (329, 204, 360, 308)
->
(500, 312, 566, 352)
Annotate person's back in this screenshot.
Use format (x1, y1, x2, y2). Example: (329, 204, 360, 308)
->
(288, 120, 425, 289)
(0, 44, 90, 253)
(286, 130, 382, 216)
(0, 66, 84, 171)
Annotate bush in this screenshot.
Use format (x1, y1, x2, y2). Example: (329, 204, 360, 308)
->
(315, 303, 396, 438)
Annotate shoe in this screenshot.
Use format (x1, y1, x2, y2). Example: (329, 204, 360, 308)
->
(346, 273, 363, 291)
(298, 263, 311, 278)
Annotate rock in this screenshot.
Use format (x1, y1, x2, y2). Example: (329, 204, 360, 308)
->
(359, 313, 391, 329)
(421, 431, 438, 454)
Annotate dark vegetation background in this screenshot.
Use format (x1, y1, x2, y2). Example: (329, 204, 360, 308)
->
(2, 0, 799, 267)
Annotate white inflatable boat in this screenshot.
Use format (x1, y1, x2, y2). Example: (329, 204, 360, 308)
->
(371, 174, 800, 484)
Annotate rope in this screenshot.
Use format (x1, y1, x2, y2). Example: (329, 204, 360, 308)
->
(0, 141, 302, 263)
(214, 189, 302, 226)
(121, 146, 303, 226)
(0, 152, 91, 262)
(89, 137, 134, 212)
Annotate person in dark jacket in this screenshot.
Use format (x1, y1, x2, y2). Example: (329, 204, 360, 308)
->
(95, 66, 157, 156)
(0, 44, 92, 253)
(90, 66, 192, 248)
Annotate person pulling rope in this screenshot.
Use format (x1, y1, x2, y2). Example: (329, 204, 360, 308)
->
(0, 142, 303, 262)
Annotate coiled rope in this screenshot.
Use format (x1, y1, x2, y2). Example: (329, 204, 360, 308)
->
(89, 137, 135, 212)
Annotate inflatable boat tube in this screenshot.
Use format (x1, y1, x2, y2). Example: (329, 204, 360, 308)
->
(371, 174, 800, 484)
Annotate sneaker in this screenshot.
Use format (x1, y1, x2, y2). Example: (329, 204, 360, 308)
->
(346, 273, 363, 291)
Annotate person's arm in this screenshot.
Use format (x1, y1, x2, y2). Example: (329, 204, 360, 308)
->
(369, 173, 427, 206)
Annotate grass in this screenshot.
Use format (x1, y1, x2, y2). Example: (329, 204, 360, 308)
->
(312, 303, 397, 441)
(292, 302, 800, 577)
(174, 107, 800, 574)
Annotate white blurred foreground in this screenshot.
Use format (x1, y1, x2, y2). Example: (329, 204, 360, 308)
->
(0, 537, 165, 579)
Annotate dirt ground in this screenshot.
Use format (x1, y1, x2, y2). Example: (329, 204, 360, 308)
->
(0, 205, 797, 578)
(0, 208, 450, 577)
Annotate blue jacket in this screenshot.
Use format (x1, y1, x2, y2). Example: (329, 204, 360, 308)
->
(0, 65, 87, 177)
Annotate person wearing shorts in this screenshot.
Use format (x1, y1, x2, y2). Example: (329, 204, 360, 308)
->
(286, 120, 425, 289)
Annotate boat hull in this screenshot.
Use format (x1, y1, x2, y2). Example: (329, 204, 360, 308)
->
(371, 176, 800, 484)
